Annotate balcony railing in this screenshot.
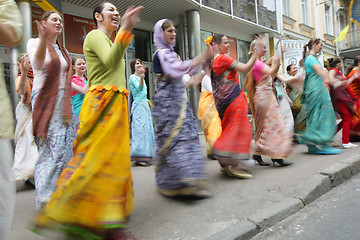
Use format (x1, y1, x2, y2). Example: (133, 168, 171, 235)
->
(340, 29, 360, 50)
(196, 0, 278, 31)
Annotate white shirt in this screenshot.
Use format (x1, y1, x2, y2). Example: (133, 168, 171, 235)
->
(201, 75, 212, 93)
(27, 38, 69, 91)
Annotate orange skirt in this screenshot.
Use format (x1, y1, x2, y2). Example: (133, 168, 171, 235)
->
(212, 91, 252, 160)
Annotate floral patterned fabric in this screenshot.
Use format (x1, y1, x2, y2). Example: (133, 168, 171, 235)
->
(31, 89, 76, 209)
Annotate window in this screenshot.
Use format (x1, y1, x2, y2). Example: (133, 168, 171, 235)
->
(283, 0, 289, 16)
(324, 4, 332, 34)
(300, 0, 308, 25)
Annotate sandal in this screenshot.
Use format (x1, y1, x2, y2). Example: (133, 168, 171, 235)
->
(135, 161, 152, 167)
(221, 166, 253, 179)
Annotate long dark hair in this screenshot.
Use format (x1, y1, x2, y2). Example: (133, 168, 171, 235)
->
(301, 38, 321, 65)
(345, 55, 360, 76)
(328, 57, 341, 69)
(130, 58, 142, 73)
(211, 34, 225, 45)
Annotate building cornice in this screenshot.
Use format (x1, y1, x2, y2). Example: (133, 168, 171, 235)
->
(299, 23, 315, 34)
(282, 15, 297, 28)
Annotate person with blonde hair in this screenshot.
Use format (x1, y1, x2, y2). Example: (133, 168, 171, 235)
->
(245, 37, 293, 167)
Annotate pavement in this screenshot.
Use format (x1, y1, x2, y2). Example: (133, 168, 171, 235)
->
(10, 131, 360, 240)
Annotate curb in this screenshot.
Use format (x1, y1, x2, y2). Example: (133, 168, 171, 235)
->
(206, 153, 360, 240)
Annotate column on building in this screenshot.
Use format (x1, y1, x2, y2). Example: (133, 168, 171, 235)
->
(186, 9, 202, 123)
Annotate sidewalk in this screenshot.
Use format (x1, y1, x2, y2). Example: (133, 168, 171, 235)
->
(11, 132, 360, 240)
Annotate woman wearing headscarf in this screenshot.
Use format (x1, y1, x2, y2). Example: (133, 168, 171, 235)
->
(152, 19, 212, 198)
(27, 10, 77, 208)
(33, 3, 143, 239)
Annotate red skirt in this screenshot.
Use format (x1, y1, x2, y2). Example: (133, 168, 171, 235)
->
(213, 91, 252, 160)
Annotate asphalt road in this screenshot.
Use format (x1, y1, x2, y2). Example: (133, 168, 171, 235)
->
(252, 173, 360, 240)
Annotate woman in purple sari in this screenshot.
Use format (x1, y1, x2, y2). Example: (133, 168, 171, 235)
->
(152, 19, 212, 199)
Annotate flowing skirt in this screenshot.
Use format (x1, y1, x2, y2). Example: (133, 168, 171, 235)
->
(12, 101, 38, 181)
(253, 82, 292, 158)
(288, 89, 306, 133)
(130, 101, 154, 162)
(72, 93, 85, 119)
(198, 91, 222, 155)
(297, 72, 337, 145)
(152, 78, 206, 194)
(278, 96, 294, 135)
(31, 89, 76, 208)
(35, 88, 134, 237)
(212, 91, 252, 160)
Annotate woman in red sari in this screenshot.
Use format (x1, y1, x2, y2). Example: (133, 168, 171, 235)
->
(346, 56, 360, 138)
(210, 34, 258, 179)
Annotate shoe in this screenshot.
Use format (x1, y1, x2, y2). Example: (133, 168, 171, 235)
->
(221, 166, 253, 179)
(318, 146, 342, 154)
(307, 145, 321, 154)
(107, 228, 138, 240)
(253, 154, 270, 166)
(271, 159, 293, 167)
(342, 142, 358, 149)
(207, 154, 217, 160)
(135, 161, 151, 167)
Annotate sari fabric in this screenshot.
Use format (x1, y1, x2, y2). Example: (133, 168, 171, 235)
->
(198, 90, 222, 154)
(286, 85, 306, 132)
(297, 55, 336, 145)
(348, 69, 360, 136)
(211, 54, 252, 160)
(152, 51, 206, 194)
(250, 60, 292, 158)
(36, 88, 134, 235)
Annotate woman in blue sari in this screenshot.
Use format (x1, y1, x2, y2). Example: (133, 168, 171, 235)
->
(297, 38, 341, 154)
(129, 58, 154, 166)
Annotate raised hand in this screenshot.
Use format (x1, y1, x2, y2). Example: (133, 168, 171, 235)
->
(35, 20, 50, 41)
(121, 6, 144, 32)
(19, 56, 30, 74)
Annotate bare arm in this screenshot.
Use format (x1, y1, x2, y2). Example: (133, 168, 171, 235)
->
(262, 56, 280, 78)
(234, 52, 257, 73)
(276, 71, 305, 84)
(312, 64, 334, 84)
(0, 22, 20, 48)
(71, 82, 88, 95)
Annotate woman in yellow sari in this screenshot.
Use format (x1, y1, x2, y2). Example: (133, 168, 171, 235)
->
(33, 2, 143, 239)
(198, 65, 222, 159)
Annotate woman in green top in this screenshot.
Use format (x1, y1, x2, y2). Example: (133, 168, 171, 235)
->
(297, 38, 341, 155)
(34, 2, 143, 239)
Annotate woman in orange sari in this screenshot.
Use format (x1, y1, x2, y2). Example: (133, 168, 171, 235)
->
(210, 34, 258, 178)
(346, 56, 360, 138)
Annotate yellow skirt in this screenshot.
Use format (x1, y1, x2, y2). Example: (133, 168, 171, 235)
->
(35, 86, 134, 236)
(198, 91, 222, 155)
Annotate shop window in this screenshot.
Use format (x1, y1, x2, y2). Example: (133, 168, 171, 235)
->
(127, 29, 151, 62)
